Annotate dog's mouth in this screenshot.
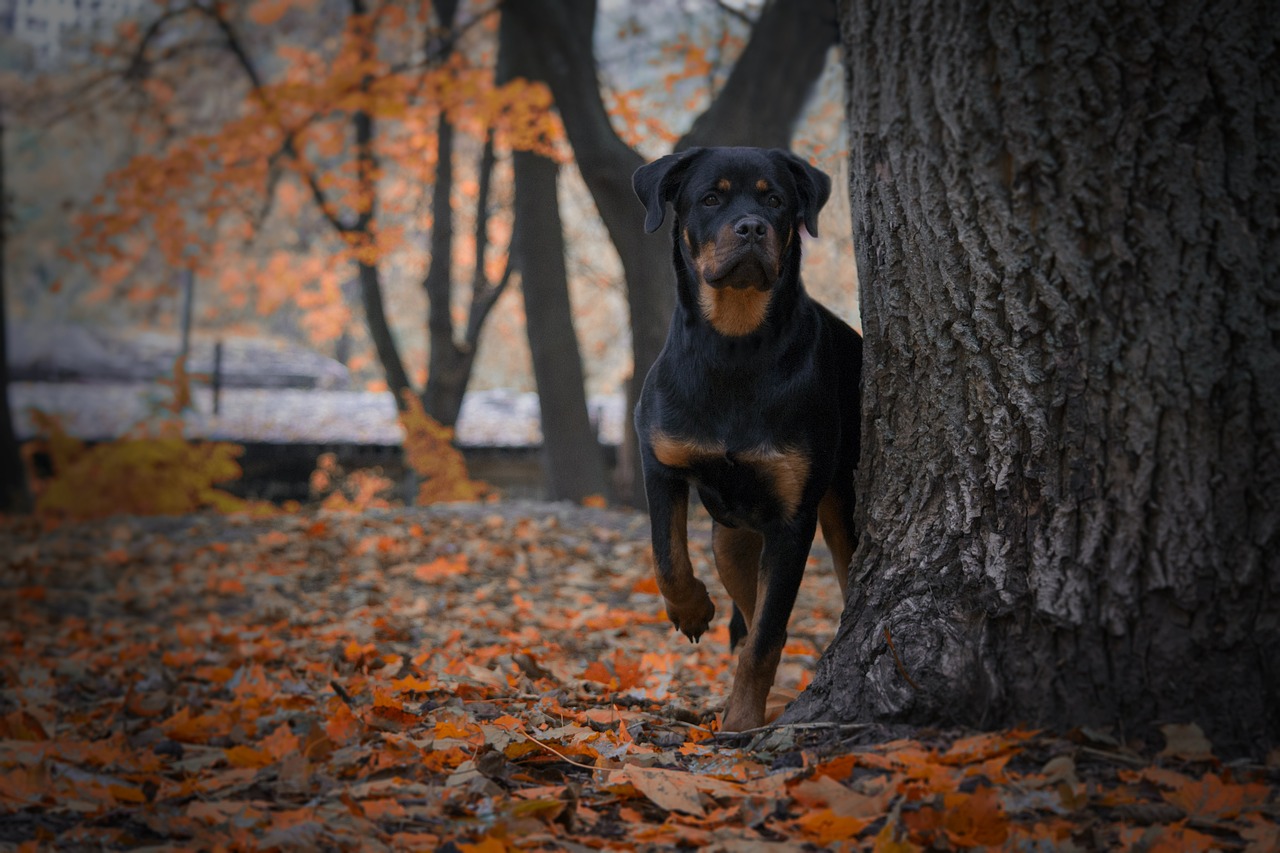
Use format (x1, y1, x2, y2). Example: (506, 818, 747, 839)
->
(700, 244, 779, 290)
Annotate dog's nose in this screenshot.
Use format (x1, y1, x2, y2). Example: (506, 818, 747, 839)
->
(734, 216, 768, 242)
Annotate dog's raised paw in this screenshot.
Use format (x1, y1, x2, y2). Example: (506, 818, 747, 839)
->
(664, 584, 716, 643)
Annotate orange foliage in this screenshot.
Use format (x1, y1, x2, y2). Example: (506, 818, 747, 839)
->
(398, 391, 487, 505)
(25, 410, 245, 524)
(5, 503, 1276, 848)
(308, 451, 396, 512)
(73, 5, 556, 363)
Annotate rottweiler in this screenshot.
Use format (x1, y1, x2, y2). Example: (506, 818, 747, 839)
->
(632, 146, 862, 732)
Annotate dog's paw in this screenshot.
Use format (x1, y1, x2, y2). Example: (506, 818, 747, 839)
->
(719, 700, 766, 733)
(664, 583, 716, 643)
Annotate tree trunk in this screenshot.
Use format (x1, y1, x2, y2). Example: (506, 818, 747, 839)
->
(420, 0, 506, 429)
(357, 254, 413, 412)
(420, 109, 470, 427)
(787, 0, 1280, 756)
(677, 0, 836, 150)
(0, 107, 31, 513)
(505, 0, 837, 506)
(501, 10, 609, 503)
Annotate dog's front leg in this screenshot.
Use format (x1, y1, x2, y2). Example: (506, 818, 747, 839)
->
(643, 468, 715, 643)
(719, 515, 817, 731)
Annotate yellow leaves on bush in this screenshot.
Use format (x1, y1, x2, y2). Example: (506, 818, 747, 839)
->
(398, 391, 487, 505)
(27, 411, 245, 524)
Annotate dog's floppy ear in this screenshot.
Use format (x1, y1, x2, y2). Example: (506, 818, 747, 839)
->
(773, 150, 832, 238)
(633, 147, 705, 234)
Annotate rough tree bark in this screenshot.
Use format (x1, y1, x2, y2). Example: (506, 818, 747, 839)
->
(506, 0, 837, 506)
(501, 10, 609, 503)
(786, 0, 1280, 755)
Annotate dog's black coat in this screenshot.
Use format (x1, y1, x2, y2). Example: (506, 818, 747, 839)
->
(632, 146, 862, 731)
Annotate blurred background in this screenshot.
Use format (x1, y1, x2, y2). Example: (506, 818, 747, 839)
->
(0, 0, 857, 516)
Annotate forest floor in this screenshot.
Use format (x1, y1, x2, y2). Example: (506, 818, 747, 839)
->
(1, 501, 1277, 851)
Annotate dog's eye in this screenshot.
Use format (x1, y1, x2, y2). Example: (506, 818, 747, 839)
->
(702, 193, 720, 207)
(767, 194, 783, 208)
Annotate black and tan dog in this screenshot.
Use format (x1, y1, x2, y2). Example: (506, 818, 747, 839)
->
(632, 146, 862, 732)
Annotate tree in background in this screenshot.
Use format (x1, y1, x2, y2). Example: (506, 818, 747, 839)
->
(73, 0, 550, 426)
(787, 0, 1279, 755)
(0, 99, 32, 513)
(498, 12, 608, 503)
(505, 0, 840, 506)
(419, 0, 512, 427)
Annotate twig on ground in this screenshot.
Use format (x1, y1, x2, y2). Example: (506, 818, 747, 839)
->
(517, 727, 603, 772)
(713, 721, 874, 740)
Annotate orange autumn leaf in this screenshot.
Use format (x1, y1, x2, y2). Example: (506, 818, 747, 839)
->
(344, 640, 378, 663)
(1241, 817, 1280, 853)
(938, 729, 1034, 765)
(612, 652, 646, 690)
(0, 710, 49, 741)
(225, 745, 274, 769)
(367, 703, 420, 732)
(163, 707, 229, 744)
(324, 703, 362, 745)
(1159, 773, 1272, 820)
(434, 719, 481, 740)
(0, 767, 47, 806)
(260, 723, 302, 761)
(941, 786, 1009, 848)
(795, 808, 872, 844)
(1116, 823, 1221, 853)
(391, 674, 435, 693)
(108, 784, 149, 805)
(414, 555, 469, 582)
(631, 575, 660, 595)
(581, 661, 613, 686)
(616, 766, 705, 817)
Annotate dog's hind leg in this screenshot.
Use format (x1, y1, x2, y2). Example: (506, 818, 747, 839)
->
(712, 523, 764, 650)
(818, 485, 856, 599)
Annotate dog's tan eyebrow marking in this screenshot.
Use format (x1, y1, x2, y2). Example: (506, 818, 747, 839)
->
(716, 178, 731, 193)
(756, 179, 770, 192)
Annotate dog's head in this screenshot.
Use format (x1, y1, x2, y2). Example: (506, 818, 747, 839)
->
(633, 147, 831, 336)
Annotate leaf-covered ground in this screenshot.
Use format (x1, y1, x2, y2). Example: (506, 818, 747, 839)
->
(1, 502, 1277, 851)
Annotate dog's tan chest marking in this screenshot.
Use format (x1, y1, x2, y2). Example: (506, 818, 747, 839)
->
(697, 282, 772, 337)
(650, 431, 726, 469)
(650, 431, 810, 521)
(739, 445, 810, 521)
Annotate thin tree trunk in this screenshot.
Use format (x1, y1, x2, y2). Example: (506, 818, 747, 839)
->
(357, 258, 412, 410)
(788, 0, 1280, 756)
(0, 106, 31, 513)
(501, 8, 608, 503)
(422, 129, 509, 428)
(421, 109, 464, 424)
(348, 0, 412, 412)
